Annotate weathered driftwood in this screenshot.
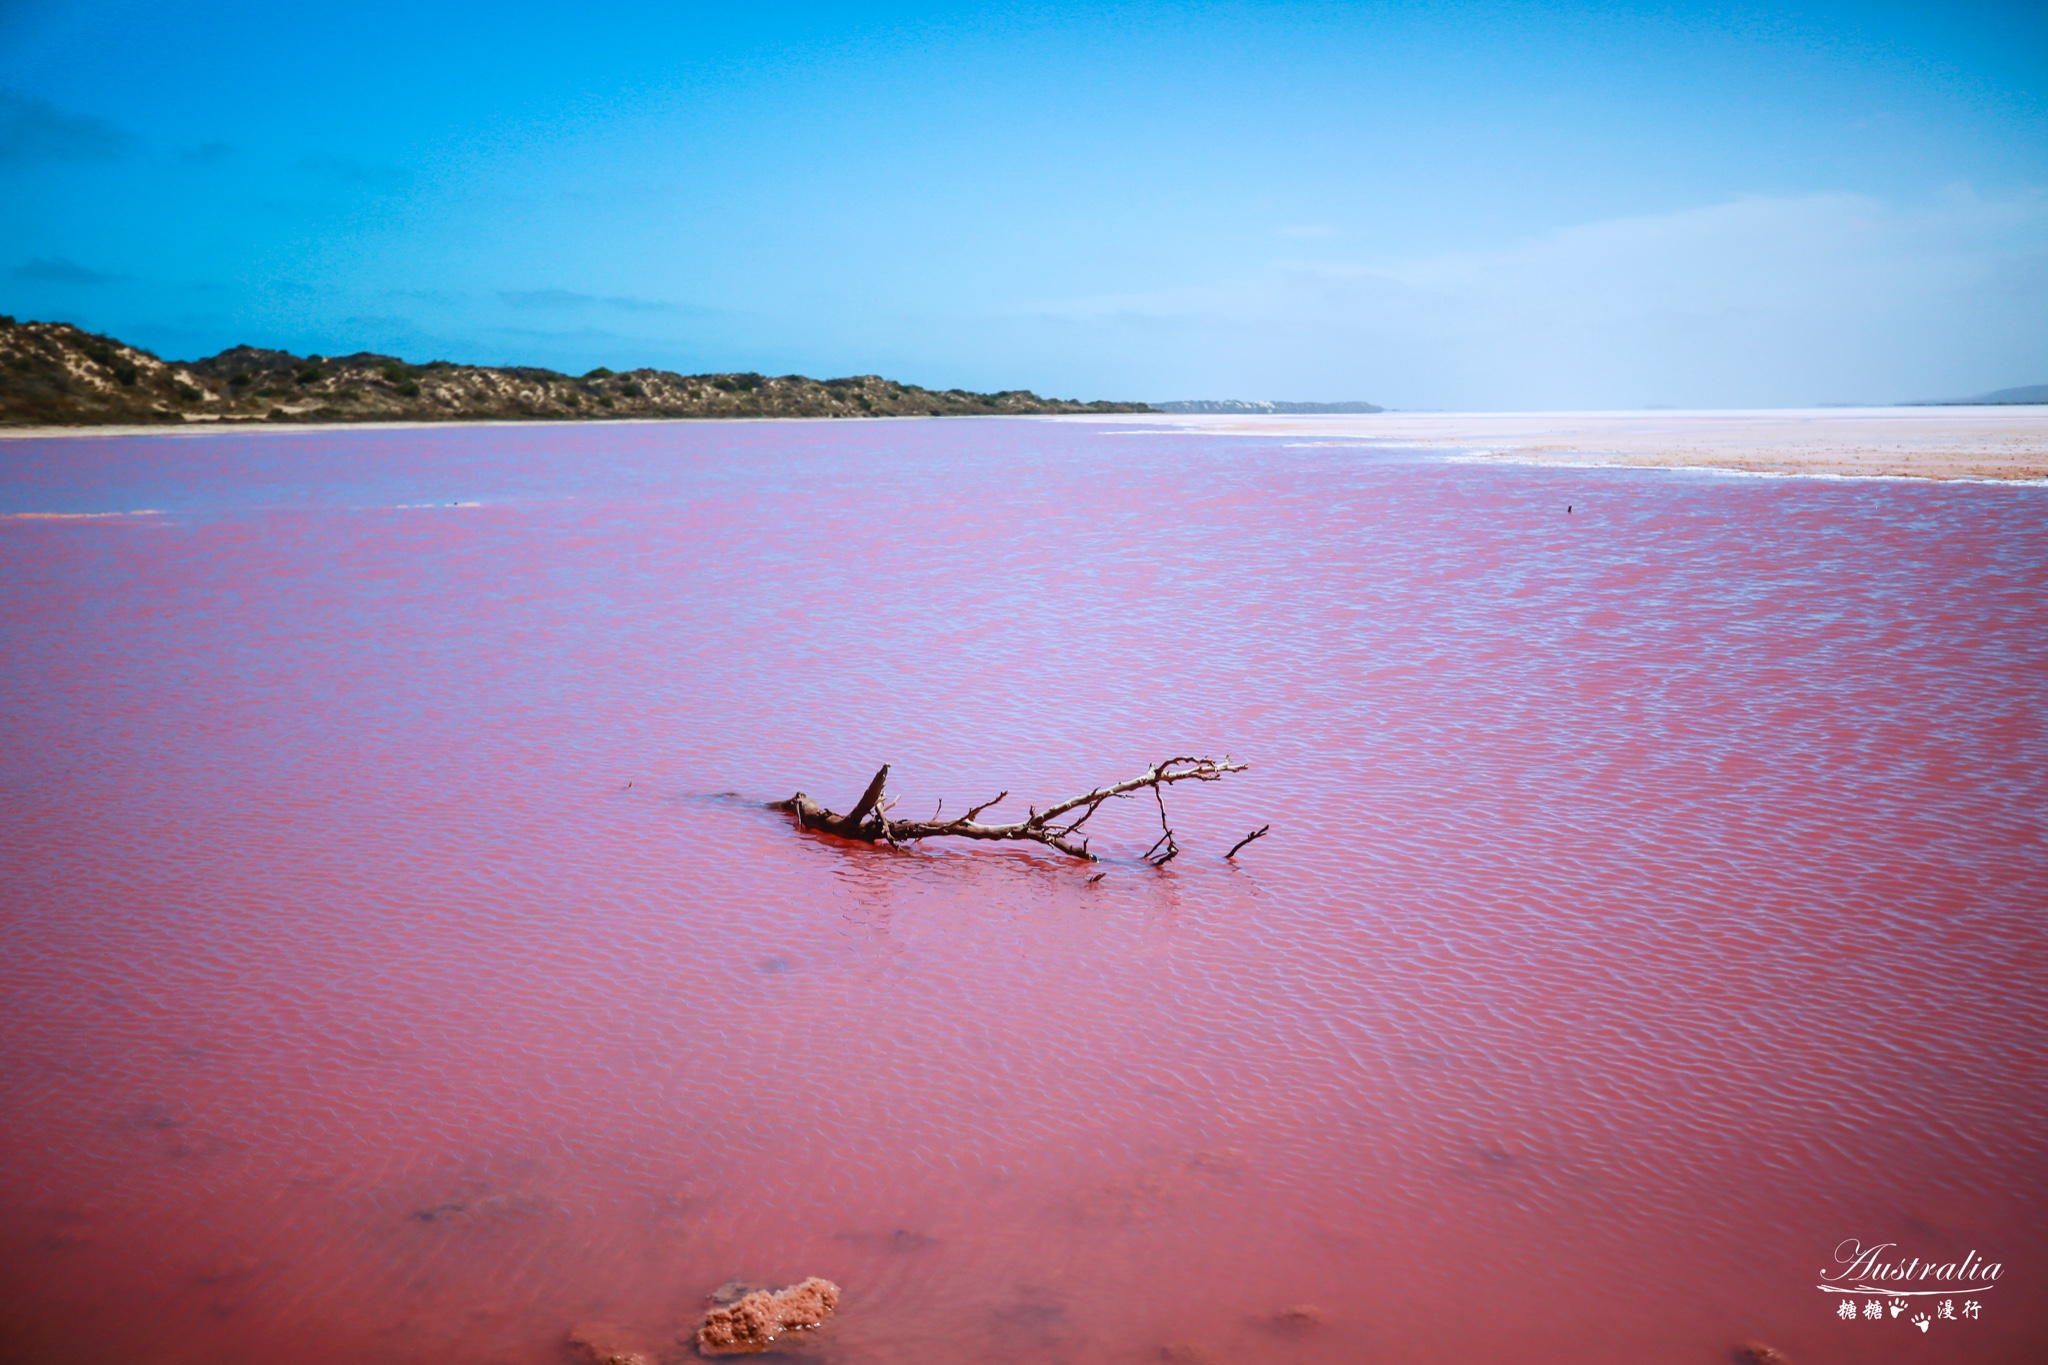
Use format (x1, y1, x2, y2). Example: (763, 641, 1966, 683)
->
(770, 756, 1250, 862)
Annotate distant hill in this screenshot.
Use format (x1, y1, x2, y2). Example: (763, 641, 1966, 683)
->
(1965, 383, 2048, 405)
(0, 316, 1153, 427)
(1154, 399, 1384, 415)
(1907, 382, 2048, 407)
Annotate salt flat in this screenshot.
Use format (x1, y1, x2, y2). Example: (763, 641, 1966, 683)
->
(1089, 405, 2048, 482)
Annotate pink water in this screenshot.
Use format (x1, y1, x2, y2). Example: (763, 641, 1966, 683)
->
(1, 418, 2042, 1365)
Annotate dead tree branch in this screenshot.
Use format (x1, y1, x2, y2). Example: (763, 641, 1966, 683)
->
(770, 756, 1249, 862)
(1144, 784, 1180, 866)
(1224, 824, 1271, 859)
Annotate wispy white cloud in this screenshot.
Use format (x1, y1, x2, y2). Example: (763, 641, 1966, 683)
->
(497, 288, 702, 314)
(1029, 189, 2048, 408)
(292, 154, 405, 187)
(0, 89, 130, 163)
(12, 256, 118, 284)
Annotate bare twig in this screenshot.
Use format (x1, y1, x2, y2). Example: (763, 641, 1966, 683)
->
(1224, 825, 1271, 859)
(769, 756, 1249, 862)
(1146, 784, 1179, 866)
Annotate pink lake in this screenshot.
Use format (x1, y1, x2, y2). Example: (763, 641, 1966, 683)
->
(0, 417, 2042, 1365)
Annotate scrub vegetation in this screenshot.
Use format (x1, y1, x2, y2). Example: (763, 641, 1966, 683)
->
(0, 316, 1152, 426)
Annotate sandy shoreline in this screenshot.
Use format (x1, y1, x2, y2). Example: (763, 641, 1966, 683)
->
(4, 405, 2046, 482)
(0, 415, 879, 440)
(1088, 406, 2048, 483)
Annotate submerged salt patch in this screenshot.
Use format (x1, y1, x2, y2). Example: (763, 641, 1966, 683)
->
(695, 1277, 840, 1357)
(567, 1320, 656, 1365)
(3, 508, 163, 519)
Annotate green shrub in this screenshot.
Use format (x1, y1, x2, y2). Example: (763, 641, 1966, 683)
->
(77, 340, 139, 385)
(584, 366, 614, 379)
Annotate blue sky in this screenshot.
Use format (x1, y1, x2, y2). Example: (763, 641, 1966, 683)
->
(2, 1, 2043, 407)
